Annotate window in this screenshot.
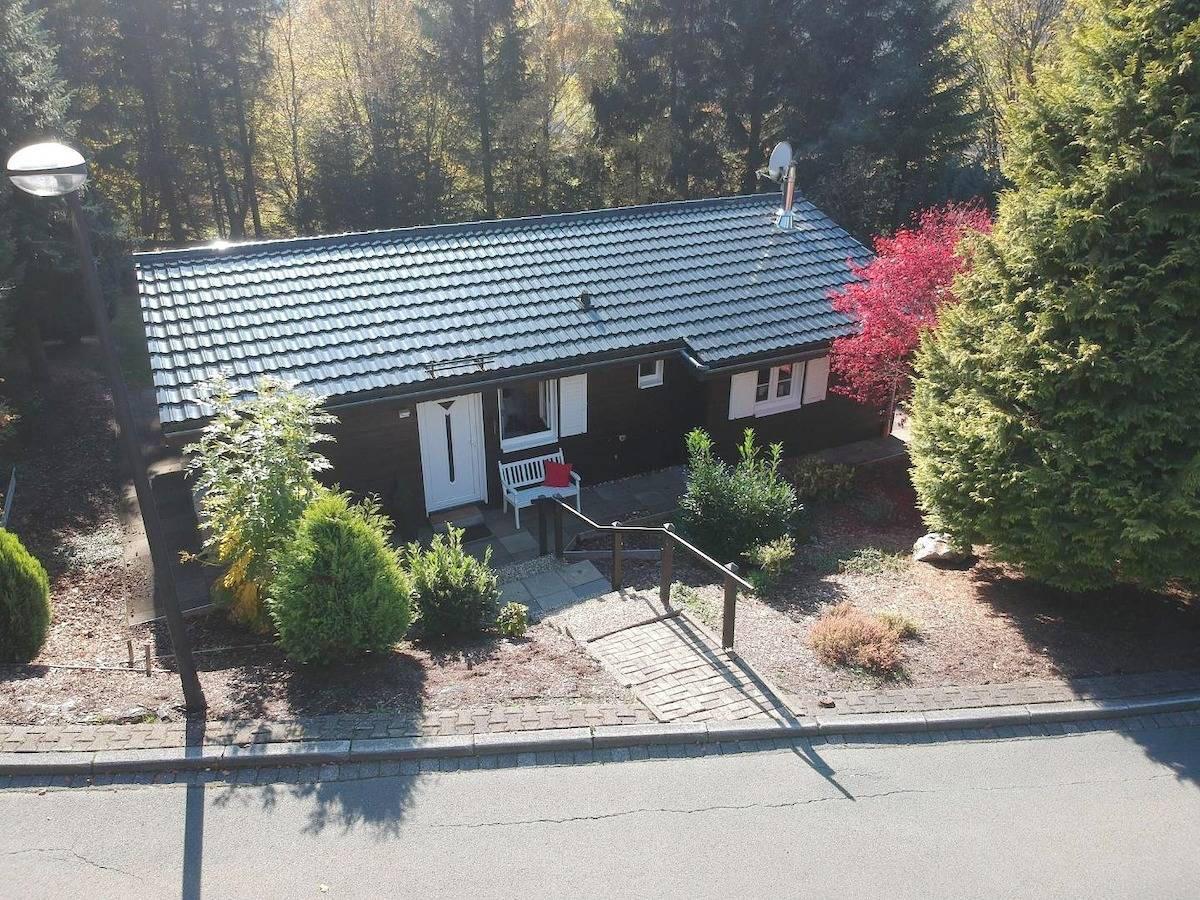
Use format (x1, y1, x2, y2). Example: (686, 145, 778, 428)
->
(728, 355, 830, 420)
(754, 364, 800, 409)
(499, 380, 557, 452)
(637, 359, 664, 389)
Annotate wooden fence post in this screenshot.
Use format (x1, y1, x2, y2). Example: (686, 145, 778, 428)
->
(611, 530, 623, 590)
(722, 563, 739, 649)
(660, 524, 675, 606)
(553, 502, 564, 559)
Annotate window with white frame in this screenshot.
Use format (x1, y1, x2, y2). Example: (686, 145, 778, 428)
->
(728, 355, 829, 420)
(637, 359, 664, 388)
(753, 362, 800, 408)
(499, 380, 558, 451)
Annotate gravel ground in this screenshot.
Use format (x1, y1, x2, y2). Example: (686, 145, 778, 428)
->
(585, 461, 1200, 704)
(0, 348, 633, 725)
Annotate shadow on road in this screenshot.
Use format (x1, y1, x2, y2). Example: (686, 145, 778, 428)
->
(182, 717, 206, 900)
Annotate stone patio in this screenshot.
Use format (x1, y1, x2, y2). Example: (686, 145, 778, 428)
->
(497, 559, 613, 618)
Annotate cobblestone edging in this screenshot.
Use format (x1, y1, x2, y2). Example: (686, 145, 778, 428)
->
(3, 692, 1199, 777)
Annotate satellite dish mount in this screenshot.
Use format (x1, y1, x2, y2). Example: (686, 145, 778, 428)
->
(759, 141, 798, 230)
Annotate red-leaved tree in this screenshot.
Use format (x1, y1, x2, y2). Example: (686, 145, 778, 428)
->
(829, 203, 992, 420)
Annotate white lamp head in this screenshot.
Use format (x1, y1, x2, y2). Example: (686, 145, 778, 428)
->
(6, 141, 88, 197)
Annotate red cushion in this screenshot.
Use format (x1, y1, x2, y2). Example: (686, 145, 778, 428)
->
(543, 461, 573, 488)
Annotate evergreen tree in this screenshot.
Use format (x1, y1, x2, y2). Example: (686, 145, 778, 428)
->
(419, 0, 528, 219)
(1, 0, 71, 377)
(593, 0, 725, 201)
(909, 0, 1200, 591)
(787, 0, 977, 236)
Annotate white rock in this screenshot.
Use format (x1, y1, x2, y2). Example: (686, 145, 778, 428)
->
(913, 533, 969, 564)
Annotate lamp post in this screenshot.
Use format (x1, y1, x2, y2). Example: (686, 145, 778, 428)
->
(7, 142, 206, 713)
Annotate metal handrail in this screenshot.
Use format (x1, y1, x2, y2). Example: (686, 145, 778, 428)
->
(535, 495, 753, 648)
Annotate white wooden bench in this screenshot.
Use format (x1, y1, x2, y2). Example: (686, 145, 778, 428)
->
(499, 450, 582, 529)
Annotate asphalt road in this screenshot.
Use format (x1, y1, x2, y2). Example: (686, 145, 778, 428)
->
(2, 723, 1199, 899)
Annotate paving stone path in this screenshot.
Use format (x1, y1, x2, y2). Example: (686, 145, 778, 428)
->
(586, 609, 795, 723)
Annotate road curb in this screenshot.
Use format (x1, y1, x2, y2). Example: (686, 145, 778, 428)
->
(4, 691, 1199, 777)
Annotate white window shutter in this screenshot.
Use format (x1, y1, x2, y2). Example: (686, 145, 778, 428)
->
(559, 374, 587, 436)
(728, 371, 757, 419)
(803, 355, 830, 404)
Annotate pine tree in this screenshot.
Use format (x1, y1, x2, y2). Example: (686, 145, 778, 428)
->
(0, 0, 71, 377)
(787, 0, 977, 236)
(593, 0, 725, 201)
(909, 0, 1200, 591)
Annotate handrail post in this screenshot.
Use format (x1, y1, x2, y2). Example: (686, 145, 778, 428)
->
(536, 498, 548, 556)
(611, 529, 623, 590)
(553, 501, 564, 559)
(660, 523, 675, 606)
(722, 562, 739, 649)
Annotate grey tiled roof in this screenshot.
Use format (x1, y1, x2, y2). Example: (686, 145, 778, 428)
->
(136, 193, 868, 426)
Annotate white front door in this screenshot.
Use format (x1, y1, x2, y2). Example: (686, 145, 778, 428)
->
(416, 393, 487, 513)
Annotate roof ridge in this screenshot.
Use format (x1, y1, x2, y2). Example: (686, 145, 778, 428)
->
(133, 192, 788, 264)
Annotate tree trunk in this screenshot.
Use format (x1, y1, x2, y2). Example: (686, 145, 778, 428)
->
(471, 2, 497, 218)
(14, 304, 49, 382)
(220, 0, 263, 238)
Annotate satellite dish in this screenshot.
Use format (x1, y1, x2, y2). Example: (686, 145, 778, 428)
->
(765, 141, 794, 182)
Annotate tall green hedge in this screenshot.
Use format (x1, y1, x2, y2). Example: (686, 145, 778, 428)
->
(909, 0, 1200, 590)
(0, 527, 51, 661)
(268, 493, 412, 663)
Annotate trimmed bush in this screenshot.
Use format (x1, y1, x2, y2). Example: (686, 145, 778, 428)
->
(680, 428, 804, 563)
(269, 493, 412, 664)
(405, 527, 499, 639)
(0, 527, 51, 661)
(496, 602, 529, 638)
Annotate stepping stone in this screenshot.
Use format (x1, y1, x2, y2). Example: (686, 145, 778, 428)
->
(557, 560, 605, 588)
(499, 531, 538, 555)
(521, 570, 572, 598)
(498, 581, 533, 605)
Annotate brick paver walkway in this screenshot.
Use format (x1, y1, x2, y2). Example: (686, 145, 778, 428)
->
(587, 613, 794, 723)
(0, 702, 652, 754)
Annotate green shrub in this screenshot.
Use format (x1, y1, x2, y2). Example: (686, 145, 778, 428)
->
(747, 535, 796, 594)
(680, 428, 804, 563)
(0, 527, 51, 661)
(268, 493, 412, 664)
(186, 375, 335, 631)
(496, 602, 529, 638)
(875, 609, 921, 640)
(838, 547, 909, 577)
(405, 527, 499, 639)
(784, 456, 856, 504)
(909, 0, 1200, 591)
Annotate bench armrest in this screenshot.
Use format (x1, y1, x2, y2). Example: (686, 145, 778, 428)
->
(570, 470, 582, 486)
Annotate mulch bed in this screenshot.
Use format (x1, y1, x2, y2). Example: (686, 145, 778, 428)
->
(0, 346, 631, 725)
(584, 461, 1200, 702)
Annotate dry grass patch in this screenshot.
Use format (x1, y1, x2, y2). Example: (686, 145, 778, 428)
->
(810, 601, 917, 677)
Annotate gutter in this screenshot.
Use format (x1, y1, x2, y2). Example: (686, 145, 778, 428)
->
(679, 340, 833, 379)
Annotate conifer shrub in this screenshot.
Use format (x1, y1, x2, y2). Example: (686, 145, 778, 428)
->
(910, 0, 1200, 591)
(0, 527, 51, 661)
(405, 527, 499, 639)
(269, 493, 411, 664)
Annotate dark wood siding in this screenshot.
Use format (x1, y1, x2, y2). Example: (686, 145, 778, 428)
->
(488, 356, 706, 493)
(323, 397, 426, 537)
(703, 376, 882, 462)
(313, 358, 880, 530)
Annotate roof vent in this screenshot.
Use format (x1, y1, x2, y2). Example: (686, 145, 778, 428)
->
(578, 289, 592, 310)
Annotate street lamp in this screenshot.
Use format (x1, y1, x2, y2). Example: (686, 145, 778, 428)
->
(6, 141, 206, 713)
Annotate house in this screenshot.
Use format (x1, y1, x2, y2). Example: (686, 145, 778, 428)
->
(135, 193, 880, 533)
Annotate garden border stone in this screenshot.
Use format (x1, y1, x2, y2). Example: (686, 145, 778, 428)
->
(5, 690, 1199, 777)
